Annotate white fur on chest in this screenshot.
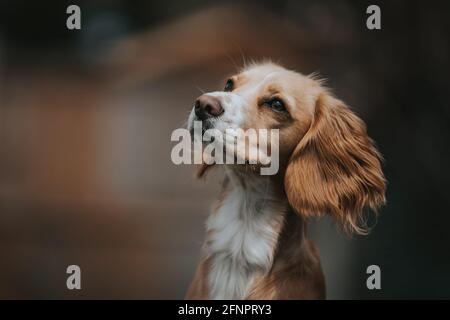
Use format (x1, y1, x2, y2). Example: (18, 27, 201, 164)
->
(205, 177, 285, 299)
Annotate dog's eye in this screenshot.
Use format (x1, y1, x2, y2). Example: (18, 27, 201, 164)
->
(266, 98, 287, 113)
(224, 79, 234, 92)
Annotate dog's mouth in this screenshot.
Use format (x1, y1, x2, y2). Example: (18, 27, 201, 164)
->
(201, 118, 214, 131)
(189, 117, 215, 137)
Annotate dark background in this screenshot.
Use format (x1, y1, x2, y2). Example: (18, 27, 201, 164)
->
(0, 0, 449, 299)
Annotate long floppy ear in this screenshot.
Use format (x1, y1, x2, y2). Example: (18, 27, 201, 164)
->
(284, 92, 386, 234)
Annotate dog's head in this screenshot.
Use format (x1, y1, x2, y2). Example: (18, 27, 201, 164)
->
(188, 62, 386, 234)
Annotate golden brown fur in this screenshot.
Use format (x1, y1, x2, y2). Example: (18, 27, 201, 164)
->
(285, 92, 386, 234)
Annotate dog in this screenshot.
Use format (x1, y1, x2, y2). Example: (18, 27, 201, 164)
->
(185, 62, 386, 299)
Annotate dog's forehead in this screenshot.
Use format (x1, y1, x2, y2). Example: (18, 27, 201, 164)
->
(242, 64, 288, 83)
(239, 64, 308, 92)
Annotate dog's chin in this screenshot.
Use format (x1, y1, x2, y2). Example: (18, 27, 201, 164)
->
(188, 118, 214, 137)
(189, 123, 214, 147)
(202, 119, 214, 131)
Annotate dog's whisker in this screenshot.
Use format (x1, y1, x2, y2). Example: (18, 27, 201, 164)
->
(195, 85, 206, 94)
(225, 52, 240, 73)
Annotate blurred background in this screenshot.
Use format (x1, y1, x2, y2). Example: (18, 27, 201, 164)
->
(0, 0, 449, 299)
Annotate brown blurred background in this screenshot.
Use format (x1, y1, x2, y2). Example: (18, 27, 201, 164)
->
(0, 0, 449, 299)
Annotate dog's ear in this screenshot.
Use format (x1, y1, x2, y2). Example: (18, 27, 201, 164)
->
(284, 92, 386, 234)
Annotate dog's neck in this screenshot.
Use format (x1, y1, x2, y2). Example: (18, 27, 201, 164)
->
(205, 166, 290, 299)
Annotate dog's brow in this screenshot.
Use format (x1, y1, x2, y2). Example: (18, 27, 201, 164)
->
(263, 71, 282, 81)
(266, 85, 282, 95)
(256, 72, 283, 92)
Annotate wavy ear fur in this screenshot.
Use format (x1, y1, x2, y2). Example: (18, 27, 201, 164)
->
(284, 92, 386, 234)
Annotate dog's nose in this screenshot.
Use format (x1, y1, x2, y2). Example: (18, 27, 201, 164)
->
(194, 95, 224, 120)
